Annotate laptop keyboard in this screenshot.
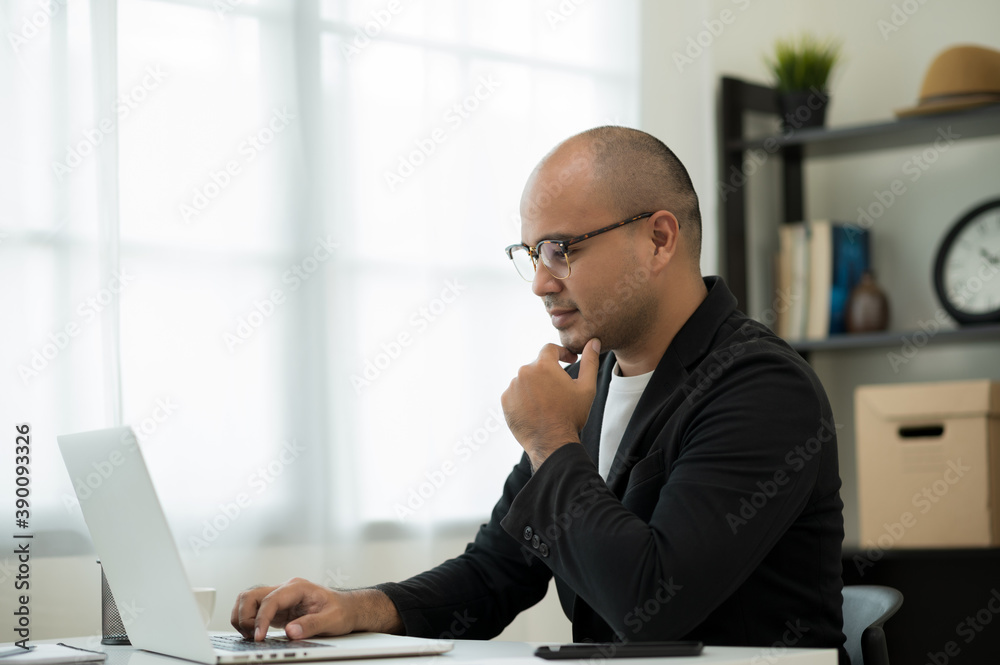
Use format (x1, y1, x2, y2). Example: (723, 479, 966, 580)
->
(210, 635, 331, 651)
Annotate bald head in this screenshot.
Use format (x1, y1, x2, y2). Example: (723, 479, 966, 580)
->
(529, 126, 702, 262)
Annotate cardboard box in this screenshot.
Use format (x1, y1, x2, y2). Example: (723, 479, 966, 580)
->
(855, 380, 1000, 548)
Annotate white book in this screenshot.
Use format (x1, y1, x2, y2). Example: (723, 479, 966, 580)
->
(806, 219, 833, 341)
(785, 222, 809, 342)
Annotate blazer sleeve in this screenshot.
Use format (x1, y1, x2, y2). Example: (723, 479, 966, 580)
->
(376, 452, 554, 639)
(498, 348, 834, 640)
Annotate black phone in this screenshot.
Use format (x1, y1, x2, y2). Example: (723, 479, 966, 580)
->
(534, 641, 704, 659)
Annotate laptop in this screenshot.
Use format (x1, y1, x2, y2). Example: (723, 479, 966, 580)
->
(58, 426, 453, 664)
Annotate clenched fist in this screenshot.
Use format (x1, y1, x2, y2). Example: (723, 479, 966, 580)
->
(501, 338, 601, 471)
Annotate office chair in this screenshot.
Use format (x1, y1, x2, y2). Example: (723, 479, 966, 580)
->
(841, 585, 904, 665)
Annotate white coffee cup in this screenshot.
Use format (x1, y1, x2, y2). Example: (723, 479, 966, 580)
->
(193, 587, 217, 627)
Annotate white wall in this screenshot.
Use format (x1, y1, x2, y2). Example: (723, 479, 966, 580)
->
(640, 1, 719, 276)
(640, 0, 1000, 544)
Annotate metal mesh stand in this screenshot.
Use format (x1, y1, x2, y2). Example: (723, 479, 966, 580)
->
(99, 561, 131, 645)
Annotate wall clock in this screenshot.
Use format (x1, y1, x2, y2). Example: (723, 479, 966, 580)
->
(933, 197, 1000, 325)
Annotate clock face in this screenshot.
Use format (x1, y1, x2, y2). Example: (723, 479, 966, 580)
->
(934, 198, 1000, 324)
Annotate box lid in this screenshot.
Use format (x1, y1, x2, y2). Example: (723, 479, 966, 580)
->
(855, 379, 1000, 420)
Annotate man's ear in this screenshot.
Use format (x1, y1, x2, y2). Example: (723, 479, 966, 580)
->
(648, 210, 680, 271)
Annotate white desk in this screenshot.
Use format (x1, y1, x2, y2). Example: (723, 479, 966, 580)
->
(44, 635, 836, 665)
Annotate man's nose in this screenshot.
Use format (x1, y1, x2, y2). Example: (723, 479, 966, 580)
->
(531, 263, 562, 297)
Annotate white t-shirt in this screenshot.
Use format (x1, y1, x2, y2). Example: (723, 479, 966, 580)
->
(598, 361, 654, 480)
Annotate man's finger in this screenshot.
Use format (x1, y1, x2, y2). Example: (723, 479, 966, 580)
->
(254, 584, 303, 640)
(556, 346, 579, 364)
(576, 338, 601, 387)
(231, 595, 241, 635)
(236, 588, 270, 639)
(536, 343, 563, 363)
(286, 613, 327, 640)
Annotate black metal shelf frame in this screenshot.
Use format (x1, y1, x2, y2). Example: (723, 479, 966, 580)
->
(719, 76, 1000, 352)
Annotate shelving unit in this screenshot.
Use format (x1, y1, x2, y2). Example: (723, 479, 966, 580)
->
(727, 99, 1000, 159)
(790, 321, 1000, 352)
(720, 75, 1000, 324)
(719, 76, 1000, 665)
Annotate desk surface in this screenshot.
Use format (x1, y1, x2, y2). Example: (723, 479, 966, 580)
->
(41, 635, 836, 665)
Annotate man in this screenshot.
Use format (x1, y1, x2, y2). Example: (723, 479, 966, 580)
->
(231, 127, 848, 662)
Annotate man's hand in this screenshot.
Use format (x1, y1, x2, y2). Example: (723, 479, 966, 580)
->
(231, 578, 402, 641)
(501, 338, 601, 471)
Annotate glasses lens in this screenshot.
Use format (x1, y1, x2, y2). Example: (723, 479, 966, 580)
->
(538, 242, 570, 279)
(508, 245, 536, 281)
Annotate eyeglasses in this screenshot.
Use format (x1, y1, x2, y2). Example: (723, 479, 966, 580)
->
(504, 212, 654, 281)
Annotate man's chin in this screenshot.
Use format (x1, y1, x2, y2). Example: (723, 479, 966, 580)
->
(557, 331, 585, 356)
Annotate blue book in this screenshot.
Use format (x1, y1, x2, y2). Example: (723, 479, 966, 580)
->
(829, 225, 870, 335)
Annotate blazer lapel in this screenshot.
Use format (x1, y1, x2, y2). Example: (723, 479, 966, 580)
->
(604, 277, 739, 496)
(578, 351, 617, 466)
(604, 346, 688, 496)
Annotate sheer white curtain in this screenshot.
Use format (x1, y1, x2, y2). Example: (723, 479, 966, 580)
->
(2, 0, 638, 561)
(2, 0, 119, 556)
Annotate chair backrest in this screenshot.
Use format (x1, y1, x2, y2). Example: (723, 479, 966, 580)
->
(841, 585, 904, 665)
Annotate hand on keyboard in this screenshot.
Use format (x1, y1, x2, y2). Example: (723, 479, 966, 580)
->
(230, 577, 403, 641)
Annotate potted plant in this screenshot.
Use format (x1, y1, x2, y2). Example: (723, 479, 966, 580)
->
(765, 34, 841, 129)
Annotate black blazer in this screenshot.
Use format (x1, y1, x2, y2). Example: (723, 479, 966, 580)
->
(379, 277, 847, 664)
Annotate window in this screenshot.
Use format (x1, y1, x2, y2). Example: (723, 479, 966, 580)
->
(3, 0, 639, 549)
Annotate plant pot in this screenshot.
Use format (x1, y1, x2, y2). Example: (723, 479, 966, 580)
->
(777, 87, 829, 130)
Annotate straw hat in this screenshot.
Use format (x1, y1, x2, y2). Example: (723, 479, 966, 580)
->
(895, 44, 1000, 117)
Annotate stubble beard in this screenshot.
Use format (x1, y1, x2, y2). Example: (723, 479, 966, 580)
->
(556, 262, 658, 357)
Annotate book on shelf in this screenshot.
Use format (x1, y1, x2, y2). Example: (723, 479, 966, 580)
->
(775, 222, 808, 340)
(775, 220, 869, 342)
(829, 223, 870, 335)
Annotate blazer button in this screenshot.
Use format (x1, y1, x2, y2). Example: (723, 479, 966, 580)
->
(532, 534, 540, 549)
(523, 526, 533, 541)
(539, 543, 549, 557)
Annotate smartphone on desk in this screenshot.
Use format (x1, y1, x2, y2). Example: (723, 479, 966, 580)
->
(534, 641, 704, 659)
